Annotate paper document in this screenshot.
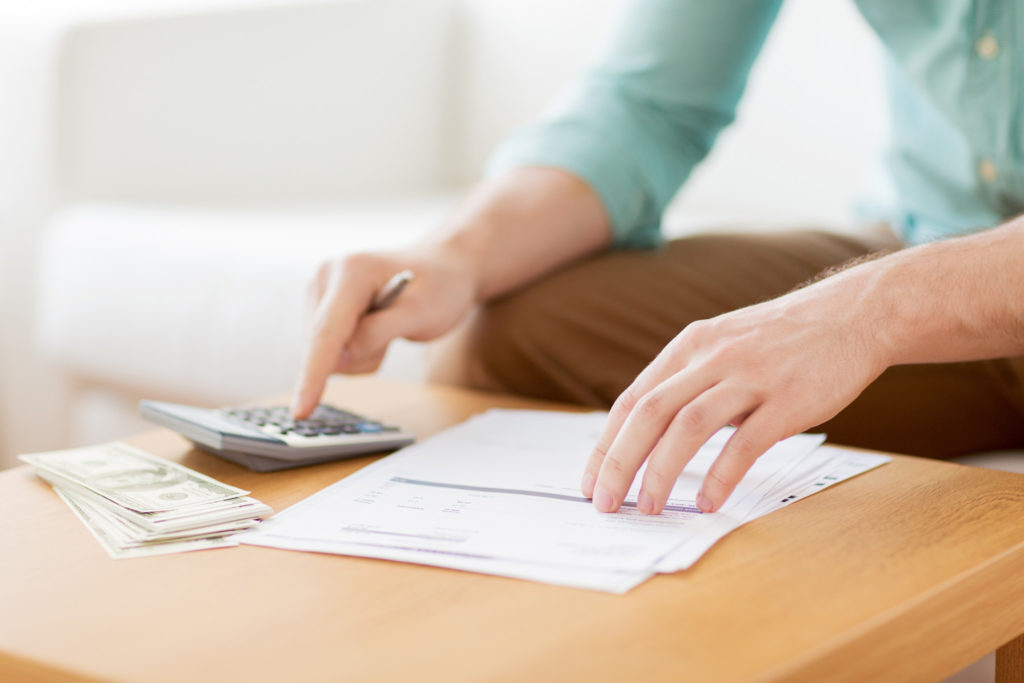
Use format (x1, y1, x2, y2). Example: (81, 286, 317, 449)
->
(240, 410, 888, 593)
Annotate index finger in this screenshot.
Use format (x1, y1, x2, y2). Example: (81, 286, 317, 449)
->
(291, 263, 377, 418)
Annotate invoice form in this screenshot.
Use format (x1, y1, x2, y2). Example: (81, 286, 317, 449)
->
(241, 411, 862, 591)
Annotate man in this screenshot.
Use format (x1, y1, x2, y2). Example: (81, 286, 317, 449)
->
(292, 1, 1024, 516)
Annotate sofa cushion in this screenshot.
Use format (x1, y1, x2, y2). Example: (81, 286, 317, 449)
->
(36, 200, 451, 403)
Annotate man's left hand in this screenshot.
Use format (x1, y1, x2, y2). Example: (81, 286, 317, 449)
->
(580, 274, 890, 514)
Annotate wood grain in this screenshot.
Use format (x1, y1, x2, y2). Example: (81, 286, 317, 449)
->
(2, 377, 1024, 682)
(997, 633, 1024, 683)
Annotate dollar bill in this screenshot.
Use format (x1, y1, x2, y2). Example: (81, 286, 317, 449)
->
(37, 471, 271, 533)
(56, 489, 240, 559)
(20, 442, 249, 512)
(62, 486, 259, 543)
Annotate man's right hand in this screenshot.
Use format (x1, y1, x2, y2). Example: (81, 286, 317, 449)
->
(290, 167, 614, 419)
(290, 244, 478, 418)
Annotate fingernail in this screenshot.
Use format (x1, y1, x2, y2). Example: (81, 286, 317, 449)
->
(696, 490, 715, 513)
(638, 489, 654, 515)
(593, 486, 615, 513)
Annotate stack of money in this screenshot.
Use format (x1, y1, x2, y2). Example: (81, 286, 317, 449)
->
(20, 442, 272, 559)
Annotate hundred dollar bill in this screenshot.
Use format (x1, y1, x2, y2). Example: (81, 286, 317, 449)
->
(55, 489, 240, 559)
(20, 442, 249, 512)
(37, 471, 271, 533)
(58, 486, 259, 543)
(61, 491, 260, 544)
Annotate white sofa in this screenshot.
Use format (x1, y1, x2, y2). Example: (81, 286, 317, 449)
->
(2, 0, 893, 462)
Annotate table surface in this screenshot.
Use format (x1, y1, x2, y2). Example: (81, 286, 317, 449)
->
(3, 378, 1024, 683)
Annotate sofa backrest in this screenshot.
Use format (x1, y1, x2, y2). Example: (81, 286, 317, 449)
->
(59, 0, 456, 204)
(58, 0, 885, 225)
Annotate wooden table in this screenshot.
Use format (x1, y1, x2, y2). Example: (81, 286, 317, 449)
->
(3, 378, 1024, 682)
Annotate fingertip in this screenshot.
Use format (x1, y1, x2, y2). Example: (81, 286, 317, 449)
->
(696, 490, 716, 513)
(580, 470, 596, 498)
(592, 486, 617, 513)
(290, 384, 319, 419)
(290, 397, 309, 420)
(637, 489, 655, 515)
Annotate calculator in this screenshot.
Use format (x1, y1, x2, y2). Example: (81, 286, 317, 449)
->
(139, 400, 415, 472)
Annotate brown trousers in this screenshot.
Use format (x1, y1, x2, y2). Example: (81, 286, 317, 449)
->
(428, 229, 1024, 458)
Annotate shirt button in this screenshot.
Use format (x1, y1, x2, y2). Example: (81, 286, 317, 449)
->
(977, 34, 1000, 60)
(979, 159, 998, 182)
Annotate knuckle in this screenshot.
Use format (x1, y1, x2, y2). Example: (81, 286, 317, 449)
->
(643, 466, 674, 494)
(673, 404, 709, 433)
(727, 432, 763, 462)
(634, 393, 664, 420)
(601, 454, 630, 478)
(682, 319, 711, 342)
(612, 385, 640, 414)
(703, 468, 733, 493)
(706, 340, 741, 367)
(339, 251, 376, 275)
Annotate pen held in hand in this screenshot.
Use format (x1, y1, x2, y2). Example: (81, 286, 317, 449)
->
(368, 269, 415, 313)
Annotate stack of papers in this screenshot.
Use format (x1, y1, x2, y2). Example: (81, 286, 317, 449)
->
(241, 410, 889, 593)
(21, 443, 272, 559)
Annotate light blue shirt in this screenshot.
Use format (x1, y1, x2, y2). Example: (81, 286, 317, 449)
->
(488, 0, 1023, 247)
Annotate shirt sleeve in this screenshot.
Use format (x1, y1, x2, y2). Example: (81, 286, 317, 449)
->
(487, 0, 783, 247)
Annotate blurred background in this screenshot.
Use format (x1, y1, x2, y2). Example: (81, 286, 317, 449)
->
(0, 0, 888, 470)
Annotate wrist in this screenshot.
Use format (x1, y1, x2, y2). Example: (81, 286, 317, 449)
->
(847, 253, 919, 370)
(804, 254, 903, 373)
(431, 223, 490, 305)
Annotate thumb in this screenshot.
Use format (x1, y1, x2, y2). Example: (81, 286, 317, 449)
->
(344, 303, 417, 368)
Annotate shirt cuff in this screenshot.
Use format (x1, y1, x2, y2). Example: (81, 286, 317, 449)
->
(486, 121, 664, 249)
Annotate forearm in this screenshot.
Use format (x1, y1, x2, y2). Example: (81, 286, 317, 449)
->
(832, 217, 1024, 366)
(429, 167, 613, 303)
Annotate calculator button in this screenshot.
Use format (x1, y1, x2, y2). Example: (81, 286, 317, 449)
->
(217, 404, 405, 441)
